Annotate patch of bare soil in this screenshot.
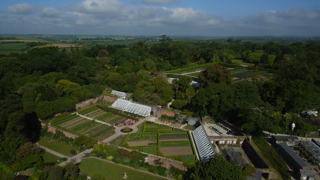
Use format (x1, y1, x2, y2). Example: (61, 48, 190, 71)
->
(183, 125, 196, 131)
(160, 147, 193, 156)
(128, 141, 155, 146)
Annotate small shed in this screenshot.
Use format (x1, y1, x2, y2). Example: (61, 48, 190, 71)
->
(188, 117, 199, 126)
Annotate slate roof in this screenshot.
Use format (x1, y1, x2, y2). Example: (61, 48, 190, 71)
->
(273, 136, 299, 141)
(279, 142, 309, 169)
(226, 147, 245, 167)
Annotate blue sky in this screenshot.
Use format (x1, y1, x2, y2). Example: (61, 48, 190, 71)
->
(1, 0, 320, 36)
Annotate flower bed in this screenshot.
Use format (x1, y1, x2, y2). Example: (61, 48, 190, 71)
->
(117, 119, 136, 126)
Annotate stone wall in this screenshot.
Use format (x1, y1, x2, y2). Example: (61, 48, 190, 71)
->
(75, 95, 118, 110)
(40, 122, 78, 139)
(151, 106, 175, 117)
(242, 138, 269, 168)
(104, 143, 187, 171)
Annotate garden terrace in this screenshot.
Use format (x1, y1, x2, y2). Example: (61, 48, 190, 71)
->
(125, 130, 197, 162)
(111, 99, 151, 117)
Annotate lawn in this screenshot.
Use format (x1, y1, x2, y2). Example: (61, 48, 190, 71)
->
(79, 158, 166, 180)
(164, 62, 217, 73)
(43, 151, 60, 163)
(38, 137, 77, 156)
(232, 59, 254, 67)
(188, 72, 200, 77)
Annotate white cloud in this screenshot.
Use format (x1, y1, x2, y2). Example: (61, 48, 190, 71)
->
(133, 0, 180, 5)
(7, 3, 35, 14)
(1, 1, 320, 36)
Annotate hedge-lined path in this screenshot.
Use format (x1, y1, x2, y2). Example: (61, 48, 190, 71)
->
(102, 117, 151, 143)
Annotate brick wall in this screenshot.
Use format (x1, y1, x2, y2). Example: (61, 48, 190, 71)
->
(151, 106, 175, 117)
(40, 122, 78, 139)
(75, 95, 118, 110)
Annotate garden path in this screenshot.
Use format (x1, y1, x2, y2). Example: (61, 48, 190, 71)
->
(38, 144, 68, 158)
(58, 148, 93, 166)
(101, 117, 150, 143)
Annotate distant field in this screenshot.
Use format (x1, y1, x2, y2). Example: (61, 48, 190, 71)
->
(35, 43, 74, 48)
(0, 42, 28, 55)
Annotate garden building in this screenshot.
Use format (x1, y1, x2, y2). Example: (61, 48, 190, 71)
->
(271, 135, 300, 146)
(192, 125, 215, 161)
(111, 90, 127, 99)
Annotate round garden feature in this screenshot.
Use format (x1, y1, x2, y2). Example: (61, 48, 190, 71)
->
(120, 127, 133, 133)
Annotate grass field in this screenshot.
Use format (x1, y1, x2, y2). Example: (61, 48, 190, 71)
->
(0, 42, 28, 54)
(38, 137, 77, 156)
(164, 62, 216, 73)
(232, 59, 254, 67)
(43, 151, 60, 163)
(79, 158, 166, 180)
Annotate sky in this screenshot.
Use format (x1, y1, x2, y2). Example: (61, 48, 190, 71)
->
(0, 0, 320, 36)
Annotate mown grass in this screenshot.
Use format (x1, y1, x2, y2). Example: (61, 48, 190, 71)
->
(79, 158, 167, 180)
(43, 151, 60, 163)
(38, 137, 77, 156)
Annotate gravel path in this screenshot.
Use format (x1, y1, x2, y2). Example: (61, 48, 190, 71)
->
(38, 144, 68, 158)
(101, 117, 147, 143)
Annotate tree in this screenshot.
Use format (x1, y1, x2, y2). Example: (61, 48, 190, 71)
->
(171, 99, 187, 109)
(138, 93, 161, 105)
(198, 64, 231, 86)
(187, 154, 245, 180)
(260, 53, 269, 66)
(16, 142, 43, 161)
(64, 163, 79, 180)
(48, 166, 64, 180)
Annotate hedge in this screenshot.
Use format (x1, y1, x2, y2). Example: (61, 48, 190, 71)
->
(180, 155, 196, 161)
(143, 120, 146, 132)
(142, 146, 158, 152)
(96, 105, 138, 121)
(125, 133, 130, 144)
(253, 136, 290, 180)
(157, 133, 160, 151)
(188, 131, 198, 160)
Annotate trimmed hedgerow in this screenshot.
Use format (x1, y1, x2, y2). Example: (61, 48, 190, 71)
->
(142, 146, 158, 152)
(180, 155, 196, 161)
